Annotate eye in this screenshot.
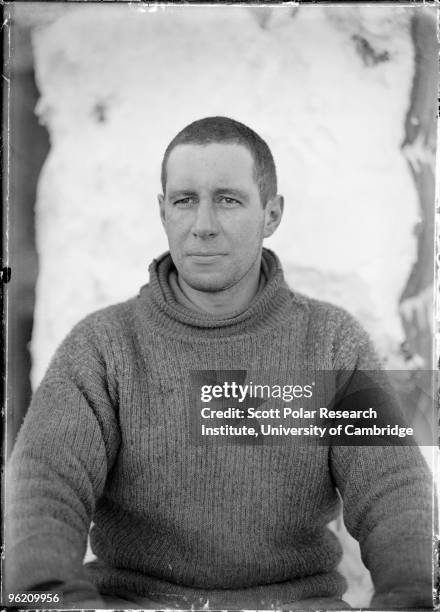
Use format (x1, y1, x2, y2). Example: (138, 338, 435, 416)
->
(174, 197, 196, 208)
(218, 196, 241, 208)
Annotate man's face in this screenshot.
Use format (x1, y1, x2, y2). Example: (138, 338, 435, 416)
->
(159, 143, 281, 293)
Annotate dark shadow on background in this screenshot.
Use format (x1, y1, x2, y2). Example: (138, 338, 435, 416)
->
(6, 19, 50, 456)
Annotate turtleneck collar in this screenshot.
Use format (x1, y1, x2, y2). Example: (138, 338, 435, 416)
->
(136, 249, 305, 339)
(168, 257, 269, 318)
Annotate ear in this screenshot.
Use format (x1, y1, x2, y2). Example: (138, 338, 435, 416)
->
(263, 194, 284, 238)
(158, 193, 166, 227)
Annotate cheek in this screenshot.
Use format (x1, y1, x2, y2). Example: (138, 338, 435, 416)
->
(232, 217, 265, 246)
(164, 218, 187, 247)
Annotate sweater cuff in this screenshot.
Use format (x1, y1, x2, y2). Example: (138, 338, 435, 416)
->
(367, 535, 432, 609)
(5, 534, 104, 608)
(367, 536, 431, 588)
(370, 582, 433, 609)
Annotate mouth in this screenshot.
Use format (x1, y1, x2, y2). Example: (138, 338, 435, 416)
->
(187, 253, 226, 264)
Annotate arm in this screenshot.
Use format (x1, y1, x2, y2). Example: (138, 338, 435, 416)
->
(5, 315, 121, 607)
(330, 313, 433, 608)
(331, 445, 432, 608)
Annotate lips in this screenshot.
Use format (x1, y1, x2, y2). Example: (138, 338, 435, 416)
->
(188, 253, 225, 257)
(187, 253, 226, 263)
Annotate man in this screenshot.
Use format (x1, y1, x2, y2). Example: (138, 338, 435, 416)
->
(5, 117, 433, 610)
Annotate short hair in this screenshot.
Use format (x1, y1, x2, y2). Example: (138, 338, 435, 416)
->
(161, 116, 277, 206)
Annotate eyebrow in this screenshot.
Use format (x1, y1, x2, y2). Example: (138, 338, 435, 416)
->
(212, 188, 249, 200)
(167, 188, 249, 201)
(167, 190, 198, 199)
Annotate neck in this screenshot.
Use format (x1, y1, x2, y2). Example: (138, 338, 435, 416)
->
(177, 257, 262, 316)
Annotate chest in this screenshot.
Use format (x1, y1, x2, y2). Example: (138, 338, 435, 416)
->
(109, 331, 335, 515)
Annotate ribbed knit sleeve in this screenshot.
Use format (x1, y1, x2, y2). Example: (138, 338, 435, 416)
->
(330, 312, 433, 608)
(5, 315, 121, 607)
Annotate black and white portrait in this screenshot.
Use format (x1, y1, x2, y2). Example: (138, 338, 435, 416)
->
(4, 3, 437, 610)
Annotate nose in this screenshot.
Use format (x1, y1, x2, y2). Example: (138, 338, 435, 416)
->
(192, 200, 219, 239)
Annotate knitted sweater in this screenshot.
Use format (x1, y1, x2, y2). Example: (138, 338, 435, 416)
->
(5, 250, 432, 609)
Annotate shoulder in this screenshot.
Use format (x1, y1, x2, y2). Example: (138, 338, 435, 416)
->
(287, 289, 382, 369)
(52, 294, 140, 365)
(75, 295, 139, 337)
(41, 294, 142, 400)
(288, 288, 362, 333)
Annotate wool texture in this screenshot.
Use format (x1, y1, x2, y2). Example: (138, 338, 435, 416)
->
(5, 250, 432, 609)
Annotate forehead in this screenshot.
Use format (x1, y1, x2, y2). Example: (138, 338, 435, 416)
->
(165, 143, 257, 191)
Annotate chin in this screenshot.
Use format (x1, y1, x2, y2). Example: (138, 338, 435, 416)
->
(180, 266, 233, 292)
(184, 276, 231, 293)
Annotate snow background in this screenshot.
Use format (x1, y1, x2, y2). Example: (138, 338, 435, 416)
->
(31, 4, 417, 387)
